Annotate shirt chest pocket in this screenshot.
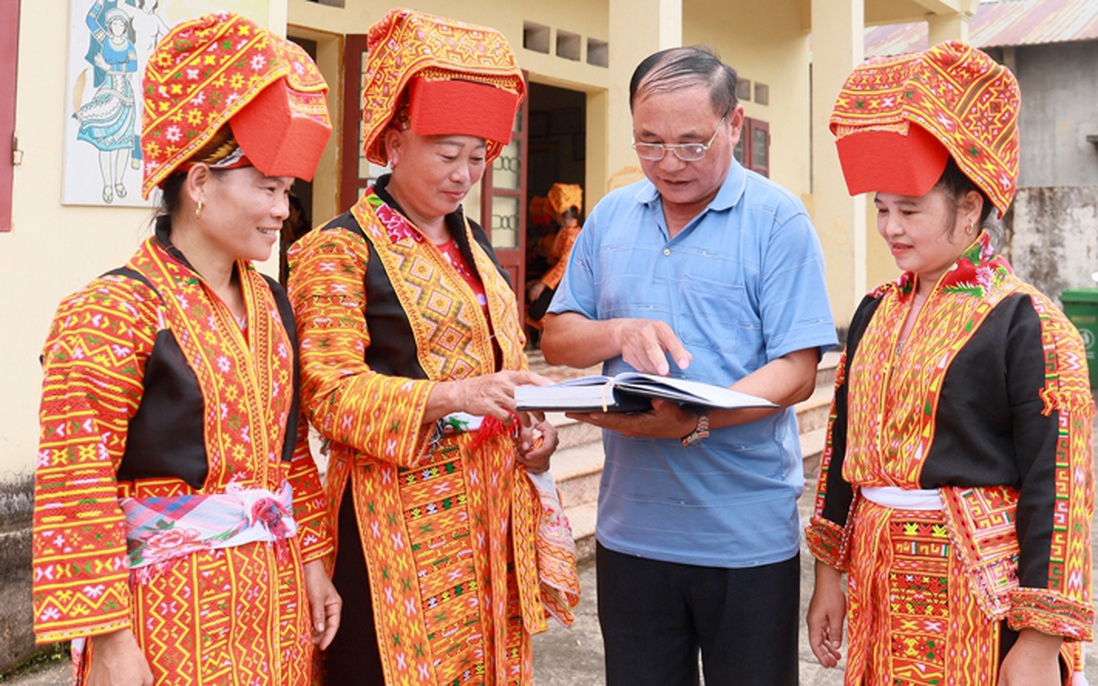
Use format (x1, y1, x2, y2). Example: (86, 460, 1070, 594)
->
(675, 270, 752, 354)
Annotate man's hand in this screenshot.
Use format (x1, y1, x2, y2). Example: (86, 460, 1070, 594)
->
(566, 398, 696, 440)
(543, 312, 690, 372)
(616, 319, 692, 376)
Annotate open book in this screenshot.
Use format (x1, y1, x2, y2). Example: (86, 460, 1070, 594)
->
(515, 372, 777, 413)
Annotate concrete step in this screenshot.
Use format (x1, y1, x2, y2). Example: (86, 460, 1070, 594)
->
(795, 385, 833, 434)
(550, 440, 605, 510)
(546, 412, 601, 451)
(563, 501, 598, 561)
(800, 426, 828, 479)
(816, 350, 840, 389)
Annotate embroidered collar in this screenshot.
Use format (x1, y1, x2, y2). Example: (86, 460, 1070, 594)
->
(364, 176, 470, 247)
(879, 231, 1013, 301)
(363, 186, 426, 246)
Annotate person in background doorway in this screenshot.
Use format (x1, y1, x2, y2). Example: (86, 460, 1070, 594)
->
(805, 41, 1094, 685)
(527, 182, 583, 327)
(287, 8, 580, 685)
(33, 12, 339, 685)
(525, 194, 554, 284)
(542, 45, 836, 686)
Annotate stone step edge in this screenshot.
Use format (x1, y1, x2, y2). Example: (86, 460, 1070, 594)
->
(549, 441, 605, 483)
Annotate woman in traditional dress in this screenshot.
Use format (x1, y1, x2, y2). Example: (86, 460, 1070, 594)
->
(526, 183, 583, 327)
(287, 8, 580, 685)
(34, 12, 339, 685)
(805, 41, 1094, 685)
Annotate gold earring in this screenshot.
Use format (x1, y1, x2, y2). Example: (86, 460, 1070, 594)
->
(966, 222, 974, 236)
(195, 199, 204, 219)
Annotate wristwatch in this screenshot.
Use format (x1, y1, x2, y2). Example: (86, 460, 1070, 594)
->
(680, 410, 710, 447)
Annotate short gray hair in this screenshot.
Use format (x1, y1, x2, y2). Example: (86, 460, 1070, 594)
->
(629, 46, 738, 117)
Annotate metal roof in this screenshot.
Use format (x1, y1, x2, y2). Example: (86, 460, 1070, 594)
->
(865, 0, 1098, 57)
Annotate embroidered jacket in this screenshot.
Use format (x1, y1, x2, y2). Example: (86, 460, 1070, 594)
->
(33, 229, 332, 683)
(806, 233, 1095, 640)
(288, 178, 577, 685)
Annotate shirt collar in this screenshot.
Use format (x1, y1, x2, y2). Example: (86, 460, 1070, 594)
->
(633, 158, 748, 213)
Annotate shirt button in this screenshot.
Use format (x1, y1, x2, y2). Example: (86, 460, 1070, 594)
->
(663, 248, 671, 256)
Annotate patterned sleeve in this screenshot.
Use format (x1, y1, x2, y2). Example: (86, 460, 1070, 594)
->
(33, 277, 158, 643)
(1005, 295, 1095, 640)
(287, 413, 332, 563)
(288, 225, 435, 468)
(804, 294, 879, 571)
(804, 346, 853, 570)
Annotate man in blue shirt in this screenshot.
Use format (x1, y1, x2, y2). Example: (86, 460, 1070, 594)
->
(542, 46, 836, 686)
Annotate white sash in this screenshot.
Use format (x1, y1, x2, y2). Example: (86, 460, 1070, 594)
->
(861, 486, 943, 511)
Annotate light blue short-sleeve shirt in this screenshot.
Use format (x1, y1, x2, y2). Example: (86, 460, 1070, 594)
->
(550, 160, 837, 567)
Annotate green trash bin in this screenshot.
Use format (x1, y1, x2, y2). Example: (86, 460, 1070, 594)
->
(1061, 288, 1098, 390)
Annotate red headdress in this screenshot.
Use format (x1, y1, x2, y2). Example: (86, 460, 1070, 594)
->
(360, 8, 526, 166)
(140, 11, 331, 198)
(830, 41, 1019, 217)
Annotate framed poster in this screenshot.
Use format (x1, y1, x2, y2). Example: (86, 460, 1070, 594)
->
(62, 0, 270, 207)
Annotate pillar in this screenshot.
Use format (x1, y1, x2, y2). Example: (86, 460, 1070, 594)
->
(605, 0, 682, 192)
(927, 11, 971, 46)
(811, 0, 866, 327)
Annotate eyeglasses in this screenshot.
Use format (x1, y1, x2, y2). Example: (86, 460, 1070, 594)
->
(631, 112, 730, 162)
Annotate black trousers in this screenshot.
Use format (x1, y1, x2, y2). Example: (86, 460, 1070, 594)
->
(321, 486, 386, 685)
(597, 542, 800, 686)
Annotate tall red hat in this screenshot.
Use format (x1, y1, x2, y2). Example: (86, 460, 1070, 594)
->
(140, 12, 331, 198)
(360, 8, 526, 166)
(830, 41, 1020, 218)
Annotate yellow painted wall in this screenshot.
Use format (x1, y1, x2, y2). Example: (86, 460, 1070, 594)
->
(4, 0, 891, 475)
(286, 24, 343, 226)
(0, 2, 290, 474)
(288, 0, 613, 213)
(0, 0, 613, 475)
(684, 0, 811, 198)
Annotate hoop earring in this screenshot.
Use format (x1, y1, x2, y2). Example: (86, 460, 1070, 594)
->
(195, 200, 204, 219)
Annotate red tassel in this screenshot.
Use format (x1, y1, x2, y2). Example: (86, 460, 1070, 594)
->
(470, 412, 518, 451)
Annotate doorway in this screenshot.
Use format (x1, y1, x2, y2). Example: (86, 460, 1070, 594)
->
(280, 34, 319, 285)
(523, 83, 587, 346)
